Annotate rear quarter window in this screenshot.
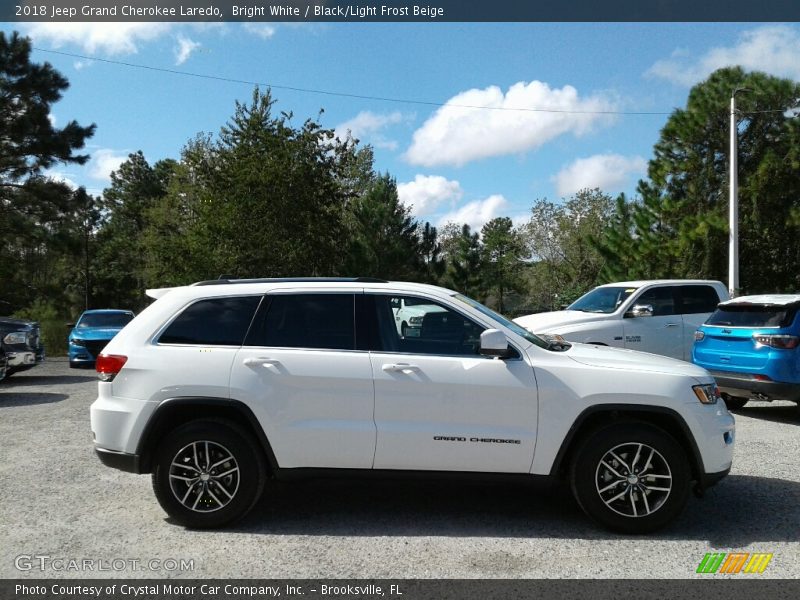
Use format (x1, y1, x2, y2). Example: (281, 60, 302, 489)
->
(158, 296, 261, 345)
(679, 285, 721, 314)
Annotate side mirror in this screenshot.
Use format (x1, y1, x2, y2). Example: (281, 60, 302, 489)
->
(626, 304, 654, 318)
(479, 329, 513, 358)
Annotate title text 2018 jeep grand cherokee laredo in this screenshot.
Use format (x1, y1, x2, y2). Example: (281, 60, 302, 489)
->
(90, 278, 734, 534)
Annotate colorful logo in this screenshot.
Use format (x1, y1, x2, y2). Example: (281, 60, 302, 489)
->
(696, 552, 773, 574)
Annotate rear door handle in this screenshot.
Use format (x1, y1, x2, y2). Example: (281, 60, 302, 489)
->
(382, 363, 419, 373)
(243, 357, 280, 367)
(664, 323, 680, 328)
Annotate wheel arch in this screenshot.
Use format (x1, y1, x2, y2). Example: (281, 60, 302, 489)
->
(549, 404, 703, 483)
(136, 397, 279, 474)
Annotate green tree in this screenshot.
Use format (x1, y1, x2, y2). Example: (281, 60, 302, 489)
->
(597, 67, 800, 292)
(441, 223, 483, 299)
(341, 173, 423, 280)
(524, 189, 614, 307)
(93, 151, 173, 309)
(480, 217, 525, 313)
(0, 31, 95, 314)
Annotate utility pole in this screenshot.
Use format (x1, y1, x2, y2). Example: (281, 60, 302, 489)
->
(729, 88, 749, 298)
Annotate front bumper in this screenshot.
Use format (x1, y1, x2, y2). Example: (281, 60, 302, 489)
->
(6, 351, 36, 368)
(95, 447, 142, 473)
(711, 371, 800, 403)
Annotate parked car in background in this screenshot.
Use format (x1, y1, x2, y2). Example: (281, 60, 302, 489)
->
(692, 294, 800, 410)
(514, 280, 729, 361)
(68, 309, 135, 368)
(0, 317, 46, 378)
(392, 296, 446, 337)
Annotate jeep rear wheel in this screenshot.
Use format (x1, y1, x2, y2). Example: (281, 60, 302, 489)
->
(152, 419, 266, 528)
(570, 423, 690, 534)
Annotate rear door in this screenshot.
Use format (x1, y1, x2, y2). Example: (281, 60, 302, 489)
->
(230, 291, 376, 470)
(368, 293, 538, 473)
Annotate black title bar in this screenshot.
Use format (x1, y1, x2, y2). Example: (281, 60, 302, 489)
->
(5, 0, 800, 22)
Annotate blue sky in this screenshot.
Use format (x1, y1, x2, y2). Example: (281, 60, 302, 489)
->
(4, 21, 800, 231)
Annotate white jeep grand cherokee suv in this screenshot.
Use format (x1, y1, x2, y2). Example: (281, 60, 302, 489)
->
(90, 278, 734, 533)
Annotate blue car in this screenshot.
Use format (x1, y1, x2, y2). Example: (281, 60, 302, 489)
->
(692, 294, 800, 410)
(68, 309, 135, 368)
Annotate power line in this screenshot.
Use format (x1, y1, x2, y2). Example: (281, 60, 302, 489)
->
(33, 46, 674, 116)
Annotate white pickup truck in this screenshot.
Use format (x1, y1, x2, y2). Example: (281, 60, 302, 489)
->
(514, 280, 729, 361)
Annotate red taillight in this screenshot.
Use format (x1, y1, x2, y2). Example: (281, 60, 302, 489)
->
(96, 354, 127, 381)
(754, 374, 772, 382)
(752, 334, 800, 349)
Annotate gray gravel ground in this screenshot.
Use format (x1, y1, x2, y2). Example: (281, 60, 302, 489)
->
(1, 359, 798, 579)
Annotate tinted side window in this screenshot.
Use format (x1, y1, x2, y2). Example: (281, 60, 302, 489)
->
(159, 296, 261, 345)
(248, 294, 355, 350)
(634, 287, 675, 317)
(375, 295, 485, 356)
(679, 285, 720, 314)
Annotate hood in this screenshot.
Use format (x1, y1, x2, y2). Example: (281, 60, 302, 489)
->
(566, 342, 708, 379)
(514, 310, 610, 333)
(0, 317, 36, 330)
(70, 327, 124, 341)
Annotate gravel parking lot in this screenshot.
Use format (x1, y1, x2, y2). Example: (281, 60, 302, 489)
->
(1, 359, 799, 579)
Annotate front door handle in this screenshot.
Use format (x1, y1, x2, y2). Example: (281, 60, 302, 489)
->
(382, 363, 419, 373)
(243, 357, 280, 367)
(664, 323, 680, 328)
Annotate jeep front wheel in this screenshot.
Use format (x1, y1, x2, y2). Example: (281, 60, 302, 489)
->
(570, 423, 690, 534)
(152, 419, 266, 528)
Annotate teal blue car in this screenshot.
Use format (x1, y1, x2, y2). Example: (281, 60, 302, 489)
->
(68, 309, 134, 368)
(692, 294, 800, 410)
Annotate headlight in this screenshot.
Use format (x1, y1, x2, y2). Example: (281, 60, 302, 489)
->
(70, 338, 86, 347)
(3, 332, 26, 345)
(409, 316, 423, 325)
(693, 383, 720, 405)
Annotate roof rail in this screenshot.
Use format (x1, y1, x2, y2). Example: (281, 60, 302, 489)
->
(193, 277, 389, 286)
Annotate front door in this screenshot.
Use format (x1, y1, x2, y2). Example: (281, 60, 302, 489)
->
(369, 294, 538, 473)
(623, 286, 684, 359)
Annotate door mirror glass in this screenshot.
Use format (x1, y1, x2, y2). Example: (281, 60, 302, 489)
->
(479, 329, 512, 358)
(627, 304, 654, 318)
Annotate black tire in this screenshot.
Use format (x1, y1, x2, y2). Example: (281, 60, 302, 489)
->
(570, 422, 691, 534)
(723, 395, 748, 411)
(401, 322, 409, 337)
(152, 418, 266, 528)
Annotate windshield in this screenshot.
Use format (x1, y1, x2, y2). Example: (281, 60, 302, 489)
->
(568, 286, 637, 314)
(77, 312, 134, 329)
(707, 305, 798, 328)
(453, 294, 548, 349)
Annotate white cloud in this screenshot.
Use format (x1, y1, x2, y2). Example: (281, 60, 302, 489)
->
(73, 60, 91, 70)
(647, 25, 800, 86)
(335, 111, 408, 151)
(47, 113, 56, 126)
(23, 23, 173, 55)
(89, 150, 130, 181)
(438, 195, 509, 232)
(554, 154, 647, 197)
(174, 35, 201, 65)
(46, 171, 78, 189)
(405, 81, 617, 168)
(243, 23, 277, 39)
(397, 175, 463, 217)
